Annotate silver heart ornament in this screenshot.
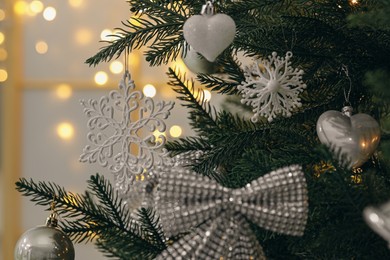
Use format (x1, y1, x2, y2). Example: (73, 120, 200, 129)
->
(316, 106, 381, 168)
(183, 13, 236, 62)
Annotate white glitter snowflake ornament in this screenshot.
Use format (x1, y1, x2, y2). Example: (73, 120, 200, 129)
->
(238, 51, 306, 122)
(79, 70, 174, 188)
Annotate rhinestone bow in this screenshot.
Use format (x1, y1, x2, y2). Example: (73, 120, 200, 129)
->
(155, 164, 309, 259)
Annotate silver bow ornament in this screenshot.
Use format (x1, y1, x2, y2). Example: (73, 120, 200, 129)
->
(155, 164, 309, 259)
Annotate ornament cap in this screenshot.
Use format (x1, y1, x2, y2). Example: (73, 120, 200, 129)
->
(201, 1, 214, 15)
(46, 212, 59, 228)
(341, 106, 353, 117)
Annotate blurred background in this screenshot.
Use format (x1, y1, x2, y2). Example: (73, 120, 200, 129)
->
(0, 0, 215, 259)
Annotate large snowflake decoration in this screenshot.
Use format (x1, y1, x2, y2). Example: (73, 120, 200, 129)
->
(238, 51, 306, 122)
(79, 70, 175, 188)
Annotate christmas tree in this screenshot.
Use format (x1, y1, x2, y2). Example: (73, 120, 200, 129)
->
(15, 0, 390, 259)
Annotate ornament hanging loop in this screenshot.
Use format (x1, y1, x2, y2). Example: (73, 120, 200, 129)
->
(46, 195, 59, 228)
(201, 1, 214, 15)
(341, 64, 352, 107)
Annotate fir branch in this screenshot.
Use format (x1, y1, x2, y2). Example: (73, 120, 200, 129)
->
(137, 208, 167, 251)
(16, 175, 166, 258)
(165, 136, 211, 156)
(167, 67, 219, 135)
(87, 174, 129, 230)
(86, 1, 188, 66)
(146, 36, 185, 66)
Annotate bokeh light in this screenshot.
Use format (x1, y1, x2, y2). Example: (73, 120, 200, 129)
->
(57, 122, 75, 140)
(203, 89, 211, 101)
(94, 71, 108, 86)
(0, 69, 8, 82)
(153, 130, 166, 143)
(14, 1, 29, 16)
(0, 48, 7, 61)
(43, 6, 56, 21)
(0, 32, 4, 45)
(109, 61, 124, 74)
(0, 9, 5, 21)
(30, 1, 44, 14)
(169, 125, 182, 138)
(143, 84, 156, 97)
(100, 29, 116, 41)
(74, 28, 93, 45)
(68, 0, 84, 8)
(35, 41, 48, 54)
(56, 84, 73, 100)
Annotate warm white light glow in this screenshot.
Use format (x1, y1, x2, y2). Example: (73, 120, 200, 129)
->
(30, 1, 44, 14)
(0, 48, 7, 61)
(68, 0, 84, 8)
(109, 61, 124, 74)
(94, 71, 108, 86)
(43, 6, 56, 21)
(173, 58, 188, 73)
(75, 28, 93, 45)
(349, 0, 359, 5)
(14, 1, 29, 15)
(57, 122, 75, 140)
(0, 10, 5, 21)
(0, 69, 8, 82)
(100, 29, 115, 41)
(203, 89, 211, 101)
(35, 41, 48, 54)
(128, 52, 140, 69)
(0, 32, 4, 45)
(56, 84, 73, 99)
(169, 125, 182, 138)
(143, 84, 156, 97)
(153, 130, 166, 143)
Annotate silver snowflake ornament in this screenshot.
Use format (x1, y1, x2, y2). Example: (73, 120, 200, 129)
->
(79, 71, 174, 188)
(238, 51, 306, 122)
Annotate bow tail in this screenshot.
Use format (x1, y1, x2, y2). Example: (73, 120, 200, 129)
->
(156, 215, 266, 260)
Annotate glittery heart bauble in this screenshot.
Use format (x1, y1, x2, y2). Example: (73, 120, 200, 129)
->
(14, 225, 75, 260)
(316, 107, 380, 168)
(183, 13, 236, 62)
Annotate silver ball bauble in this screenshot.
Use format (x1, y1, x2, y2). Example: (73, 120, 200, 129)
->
(14, 225, 75, 260)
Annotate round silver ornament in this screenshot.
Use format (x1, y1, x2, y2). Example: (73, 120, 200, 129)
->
(316, 106, 381, 168)
(15, 209, 75, 260)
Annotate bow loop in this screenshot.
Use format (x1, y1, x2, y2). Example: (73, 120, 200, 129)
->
(156, 164, 308, 238)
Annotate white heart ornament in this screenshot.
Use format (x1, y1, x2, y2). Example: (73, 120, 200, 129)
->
(183, 13, 236, 62)
(316, 107, 381, 168)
